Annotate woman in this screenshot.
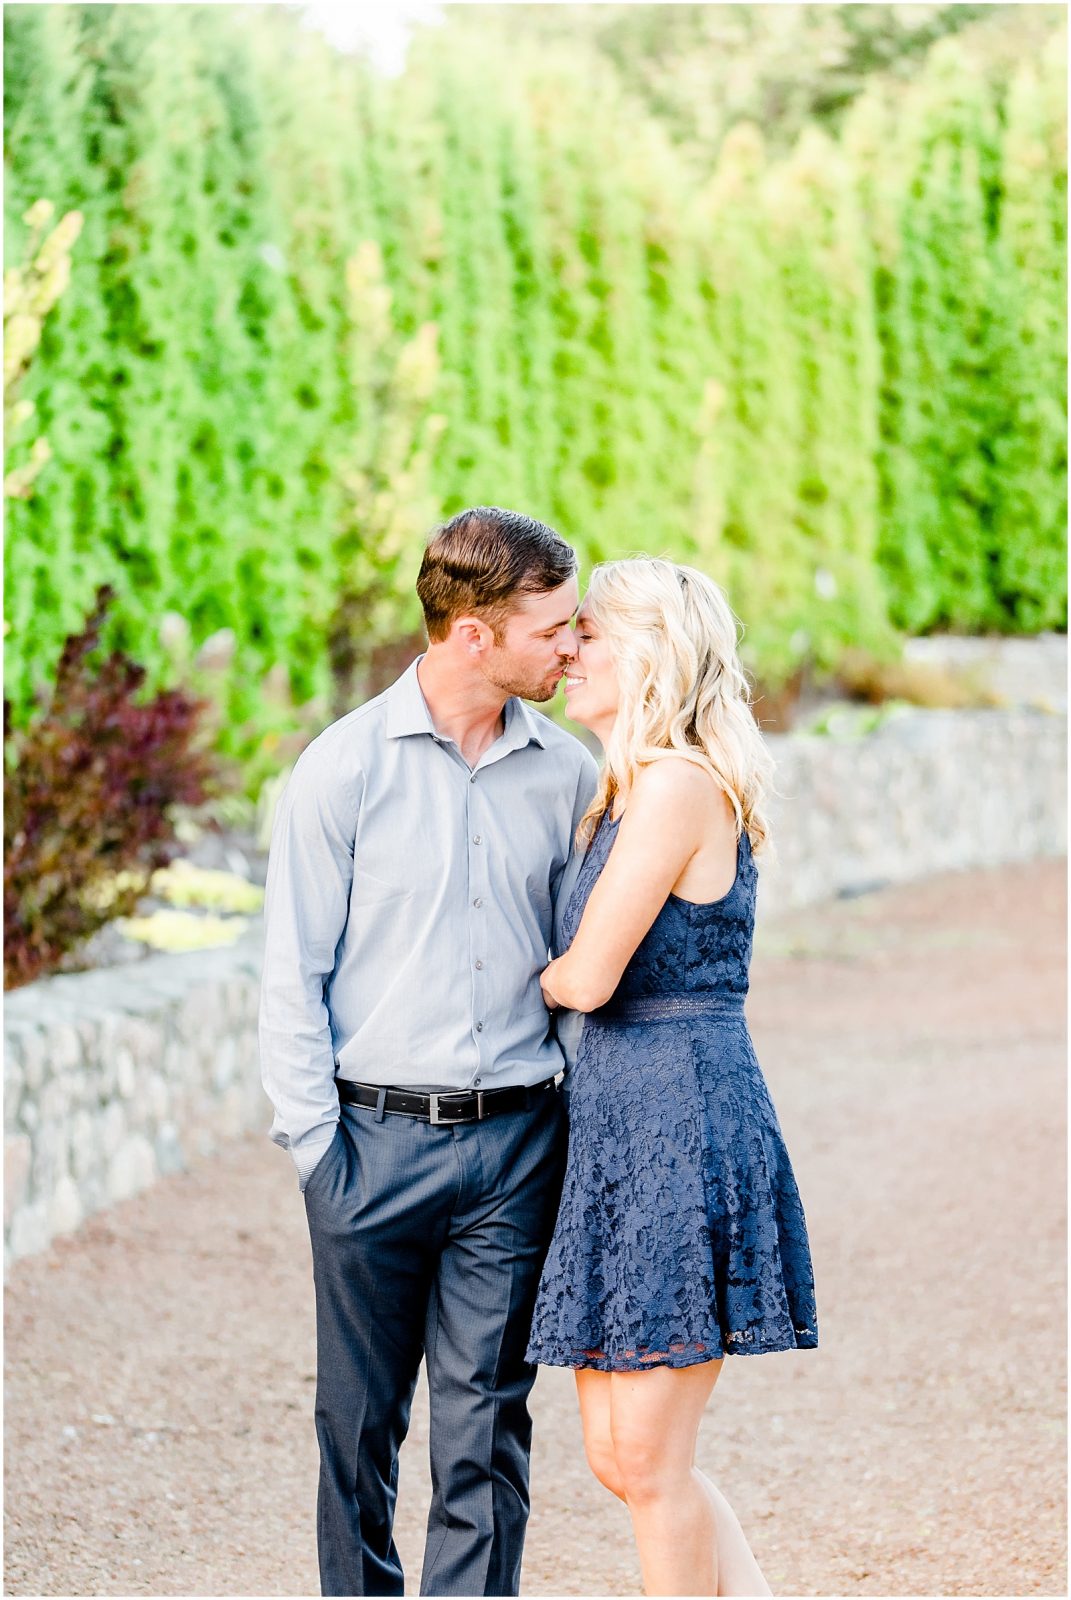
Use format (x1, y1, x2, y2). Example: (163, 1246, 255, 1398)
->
(527, 558, 818, 1597)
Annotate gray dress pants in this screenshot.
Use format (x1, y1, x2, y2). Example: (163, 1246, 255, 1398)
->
(302, 1086, 567, 1597)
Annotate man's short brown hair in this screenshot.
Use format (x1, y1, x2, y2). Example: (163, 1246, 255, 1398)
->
(416, 507, 577, 642)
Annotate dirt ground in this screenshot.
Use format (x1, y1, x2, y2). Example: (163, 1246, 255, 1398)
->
(4, 858, 1066, 1599)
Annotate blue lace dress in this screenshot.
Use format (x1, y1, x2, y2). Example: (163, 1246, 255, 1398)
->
(526, 811, 818, 1372)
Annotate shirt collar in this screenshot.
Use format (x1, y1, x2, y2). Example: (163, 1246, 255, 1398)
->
(384, 656, 438, 739)
(503, 694, 549, 751)
(385, 655, 548, 751)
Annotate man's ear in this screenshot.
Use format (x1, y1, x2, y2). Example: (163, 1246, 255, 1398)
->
(452, 615, 494, 656)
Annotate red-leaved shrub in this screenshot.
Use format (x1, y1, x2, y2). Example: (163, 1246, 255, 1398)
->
(4, 586, 216, 989)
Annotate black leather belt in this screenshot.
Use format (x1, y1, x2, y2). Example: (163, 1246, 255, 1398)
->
(335, 1076, 557, 1125)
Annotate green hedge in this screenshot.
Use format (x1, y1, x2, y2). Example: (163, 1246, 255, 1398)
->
(4, 5, 1066, 777)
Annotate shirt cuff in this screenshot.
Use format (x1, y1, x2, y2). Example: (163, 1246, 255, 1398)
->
(291, 1121, 340, 1191)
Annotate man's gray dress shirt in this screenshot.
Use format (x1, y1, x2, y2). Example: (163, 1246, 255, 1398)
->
(259, 656, 599, 1187)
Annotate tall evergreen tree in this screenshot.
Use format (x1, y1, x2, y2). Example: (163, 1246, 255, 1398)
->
(696, 124, 810, 682)
(988, 35, 1068, 629)
(4, 5, 108, 698)
(769, 125, 891, 666)
(876, 42, 1006, 630)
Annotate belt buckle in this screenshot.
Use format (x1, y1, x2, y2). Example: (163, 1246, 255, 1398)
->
(428, 1091, 478, 1125)
(428, 1093, 465, 1126)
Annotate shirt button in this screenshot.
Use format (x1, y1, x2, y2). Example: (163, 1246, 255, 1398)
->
(475, 1078, 482, 1086)
(473, 834, 482, 845)
(476, 1021, 484, 1032)
(474, 959, 484, 970)
(473, 897, 483, 909)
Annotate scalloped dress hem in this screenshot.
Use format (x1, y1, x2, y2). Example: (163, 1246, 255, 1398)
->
(527, 1326, 819, 1372)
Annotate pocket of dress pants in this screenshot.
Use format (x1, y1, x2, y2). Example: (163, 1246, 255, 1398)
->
(301, 1123, 345, 1199)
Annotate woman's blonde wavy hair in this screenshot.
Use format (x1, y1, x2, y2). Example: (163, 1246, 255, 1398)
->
(576, 558, 774, 855)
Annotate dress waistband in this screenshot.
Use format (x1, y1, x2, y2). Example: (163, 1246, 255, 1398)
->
(595, 993, 747, 1023)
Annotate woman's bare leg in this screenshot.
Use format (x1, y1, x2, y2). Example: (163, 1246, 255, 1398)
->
(697, 1471, 772, 1596)
(575, 1364, 772, 1596)
(608, 1361, 721, 1595)
(575, 1368, 627, 1497)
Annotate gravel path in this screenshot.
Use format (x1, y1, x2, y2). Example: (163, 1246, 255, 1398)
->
(5, 859, 1066, 1598)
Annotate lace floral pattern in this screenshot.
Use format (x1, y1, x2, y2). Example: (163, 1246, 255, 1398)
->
(527, 814, 818, 1372)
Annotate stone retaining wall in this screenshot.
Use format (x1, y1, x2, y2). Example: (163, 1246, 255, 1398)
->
(759, 707, 1066, 916)
(4, 936, 266, 1274)
(4, 707, 1066, 1272)
(903, 631, 1067, 712)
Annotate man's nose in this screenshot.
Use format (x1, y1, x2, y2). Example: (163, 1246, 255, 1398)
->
(557, 632, 578, 660)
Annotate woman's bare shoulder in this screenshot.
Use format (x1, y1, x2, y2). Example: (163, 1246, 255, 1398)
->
(631, 755, 733, 817)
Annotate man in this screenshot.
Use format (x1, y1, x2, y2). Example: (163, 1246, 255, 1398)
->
(260, 507, 599, 1597)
